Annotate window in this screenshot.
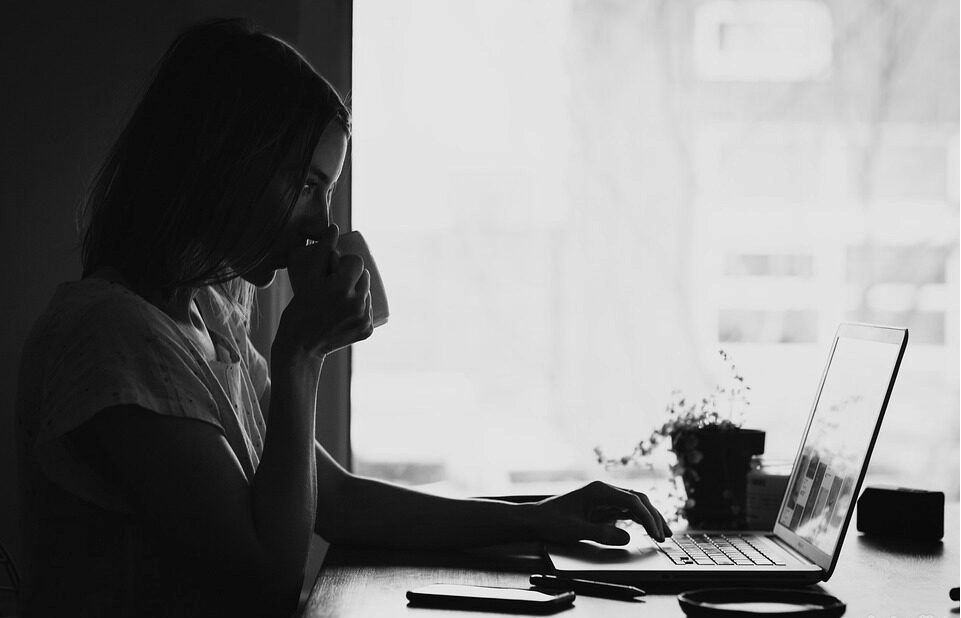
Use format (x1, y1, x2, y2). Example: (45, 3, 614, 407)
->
(724, 254, 814, 278)
(352, 0, 959, 500)
(693, 0, 833, 81)
(719, 309, 819, 343)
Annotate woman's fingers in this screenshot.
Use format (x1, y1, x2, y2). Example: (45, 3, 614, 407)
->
(535, 482, 674, 547)
(304, 223, 340, 275)
(589, 505, 630, 524)
(334, 253, 365, 290)
(352, 294, 373, 331)
(320, 296, 373, 354)
(333, 291, 373, 341)
(635, 491, 672, 538)
(328, 256, 369, 325)
(589, 482, 665, 542)
(278, 224, 380, 358)
(354, 269, 371, 295)
(287, 224, 339, 295)
(351, 270, 372, 316)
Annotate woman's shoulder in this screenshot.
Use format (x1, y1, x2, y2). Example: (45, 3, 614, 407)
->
(43, 276, 161, 332)
(25, 275, 183, 363)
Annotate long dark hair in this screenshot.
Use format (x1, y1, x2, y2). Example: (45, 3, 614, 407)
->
(76, 18, 351, 329)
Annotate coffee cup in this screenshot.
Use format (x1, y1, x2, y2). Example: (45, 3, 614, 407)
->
(336, 230, 389, 328)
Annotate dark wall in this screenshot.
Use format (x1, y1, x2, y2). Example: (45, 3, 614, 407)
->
(0, 0, 350, 570)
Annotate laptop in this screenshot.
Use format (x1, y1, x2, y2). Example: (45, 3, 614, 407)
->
(547, 322, 908, 585)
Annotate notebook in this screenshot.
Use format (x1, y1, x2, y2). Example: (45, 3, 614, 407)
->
(547, 323, 908, 585)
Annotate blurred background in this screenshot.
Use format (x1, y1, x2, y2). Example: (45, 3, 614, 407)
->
(1, 1, 956, 609)
(350, 0, 960, 502)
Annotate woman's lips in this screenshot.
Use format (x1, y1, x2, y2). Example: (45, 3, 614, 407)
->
(267, 239, 317, 270)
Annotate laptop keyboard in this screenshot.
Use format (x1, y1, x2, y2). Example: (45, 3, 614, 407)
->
(658, 534, 787, 566)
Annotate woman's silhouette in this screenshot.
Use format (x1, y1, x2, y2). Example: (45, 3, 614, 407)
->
(16, 18, 669, 618)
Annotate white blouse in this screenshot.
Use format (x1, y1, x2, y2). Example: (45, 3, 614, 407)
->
(16, 277, 271, 616)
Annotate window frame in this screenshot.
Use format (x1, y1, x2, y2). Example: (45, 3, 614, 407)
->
(250, 0, 354, 470)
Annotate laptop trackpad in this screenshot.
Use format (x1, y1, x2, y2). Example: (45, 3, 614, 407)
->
(547, 533, 663, 572)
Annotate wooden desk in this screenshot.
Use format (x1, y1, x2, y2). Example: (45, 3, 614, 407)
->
(303, 504, 959, 617)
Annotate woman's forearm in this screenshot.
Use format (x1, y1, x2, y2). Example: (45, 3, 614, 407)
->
(319, 473, 536, 549)
(317, 473, 672, 551)
(249, 350, 322, 591)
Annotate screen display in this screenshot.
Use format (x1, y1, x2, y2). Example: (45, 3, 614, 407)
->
(777, 336, 900, 556)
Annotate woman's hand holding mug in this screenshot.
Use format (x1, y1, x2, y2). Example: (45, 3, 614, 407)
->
(274, 223, 374, 361)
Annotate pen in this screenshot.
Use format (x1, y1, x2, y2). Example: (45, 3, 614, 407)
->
(530, 574, 646, 600)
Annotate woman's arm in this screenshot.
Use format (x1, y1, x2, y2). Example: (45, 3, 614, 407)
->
(311, 442, 531, 548)
(257, 367, 669, 549)
(247, 351, 321, 583)
(259, 383, 541, 548)
(310, 440, 670, 550)
(94, 349, 323, 614)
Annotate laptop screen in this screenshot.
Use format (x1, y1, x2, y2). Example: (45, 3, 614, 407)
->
(776, 329, 904, 560)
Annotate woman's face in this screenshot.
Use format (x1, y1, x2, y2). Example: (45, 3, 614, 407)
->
(241, 123, 349, 288)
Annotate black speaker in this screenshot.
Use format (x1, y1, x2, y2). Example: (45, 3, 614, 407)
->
(856, 485, 944, 541)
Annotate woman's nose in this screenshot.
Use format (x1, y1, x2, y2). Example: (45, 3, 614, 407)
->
(319, 195, 332, 228)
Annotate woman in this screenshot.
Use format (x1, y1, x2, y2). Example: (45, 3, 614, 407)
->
(15, 18, 670, 618)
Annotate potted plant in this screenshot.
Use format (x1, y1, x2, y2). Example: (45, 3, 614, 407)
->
(595, 350, 764, 529)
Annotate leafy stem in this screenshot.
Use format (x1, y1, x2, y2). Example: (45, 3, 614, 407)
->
(594, 349, 752, 523)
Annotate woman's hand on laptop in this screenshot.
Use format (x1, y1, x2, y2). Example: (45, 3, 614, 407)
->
(530, 481, 671, 545)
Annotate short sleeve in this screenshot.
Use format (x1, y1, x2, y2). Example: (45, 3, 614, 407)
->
(35, 297, 225, 447)
(21, 293, 228, 512)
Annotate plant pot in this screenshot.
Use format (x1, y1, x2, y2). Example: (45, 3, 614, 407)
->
(670, 427, 765, 529)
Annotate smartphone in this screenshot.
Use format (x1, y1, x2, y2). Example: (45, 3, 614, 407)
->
(406, 584, 575, 614)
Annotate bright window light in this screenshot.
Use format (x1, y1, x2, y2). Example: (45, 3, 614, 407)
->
(694, 0, 834, 81)
(351, 0, 959, 500)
